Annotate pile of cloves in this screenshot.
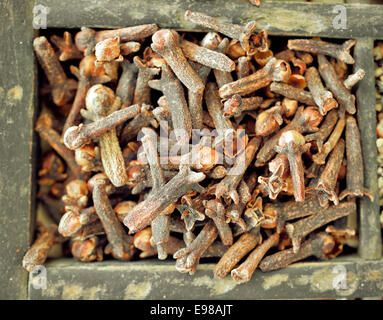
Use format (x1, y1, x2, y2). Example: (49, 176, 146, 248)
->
(24, 10, 370, 283)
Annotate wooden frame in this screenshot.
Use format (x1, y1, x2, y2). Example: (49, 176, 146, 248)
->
(1, 0, 382, 300)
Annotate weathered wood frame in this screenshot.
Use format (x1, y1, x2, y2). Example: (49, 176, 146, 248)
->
(1, 0, 382, 300)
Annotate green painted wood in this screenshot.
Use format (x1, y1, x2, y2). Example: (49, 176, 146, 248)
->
(0, 0, 37, 299)
(28, 256, 383, 299)
(37, 0, 383, 39)
(354, 38, 382, 260)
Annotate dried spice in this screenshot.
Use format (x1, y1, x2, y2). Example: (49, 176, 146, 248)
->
(25, 12, 367, 283)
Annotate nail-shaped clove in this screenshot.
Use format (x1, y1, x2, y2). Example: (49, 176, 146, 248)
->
(124, 156, 206, 233)
(305, 109, 338, 153)
(313, 110, 346, 165)
(231, 232, 279, 283)
(64, 104, 141, 150)
(204, 199, 233, 246)
(184, 10, 265, 55)
(34, 36, 78, 106)
(22, 225, 60, 271)
(50, 31, 83, 61)
(63, 54, 112, 135)
(259, 232, 336, 272)
(188, 32, 222, 129)
(305, 66, 338, 116)
(141, 127, 171, 260)
(274, 130, 310, 202)
(214, 227, 261, 279)
(223, 95, 263, 118)
(219, 58, 291, 99)
(264, 196, 322, 234)
(286, 200, 355, 253)
(315, 138, 345, 207)
(269, 82, 315, 106)
(215, 136, 262, 204)
(318, 54, 356, 114)
(173, 219, 218, 275)
(82, 84, 128, 187)
(256, 106, 322, 166)
(89, 173, 135, 260)
(150, 63, 192, 145)
(151, 29, 204, 93)
(343, 69, 365, 90)
(287, 39, 356, 64)
(339, 116, 373, 201)
(75, 25, 158, 55)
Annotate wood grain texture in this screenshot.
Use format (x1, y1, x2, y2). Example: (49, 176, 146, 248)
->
(37, 0, 383, 39)
(0, 0, 37, 299)
(28, 255, 383, 299)
(354, 38, 382, 260)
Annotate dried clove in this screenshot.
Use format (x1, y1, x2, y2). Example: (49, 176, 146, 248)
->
(62, 54, 111, 135)
(214, 227, 261, 279)
(305, 109, 338, 153)
(339, 116, 373, 201)
(313, 110, 346, 165)
(305, 66, 338, 116)
(231, 232, 279, 283)
(269, 82, 315, 106)
(315, 138, 345, 207)
(140, 127, 171, 260)
(259, 232, 336, 272)
(204, 199, 233, 246)
(123, 158, 205, 233)
(64, 104, 141, 150)
(33, 37, 77, 106)
(82, 84, 128, 187)
(214, 136, 262, 204)
(151, 29, 204, 94)
(219, 58, 291, 99)
(22, 225, 60, 271)
(223, 95, 263, 118)
(174, 219, 218, 275)
(75, 25, 158, 55)
(50, 31, 83, 61)
(184, 10, 265, 55)
(89, 173, 135, 260)
(287, 39, 356, 64)
(274, 130, 311, 202)
(318, 54, 356, 114)
(150, 63, 192, 144)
